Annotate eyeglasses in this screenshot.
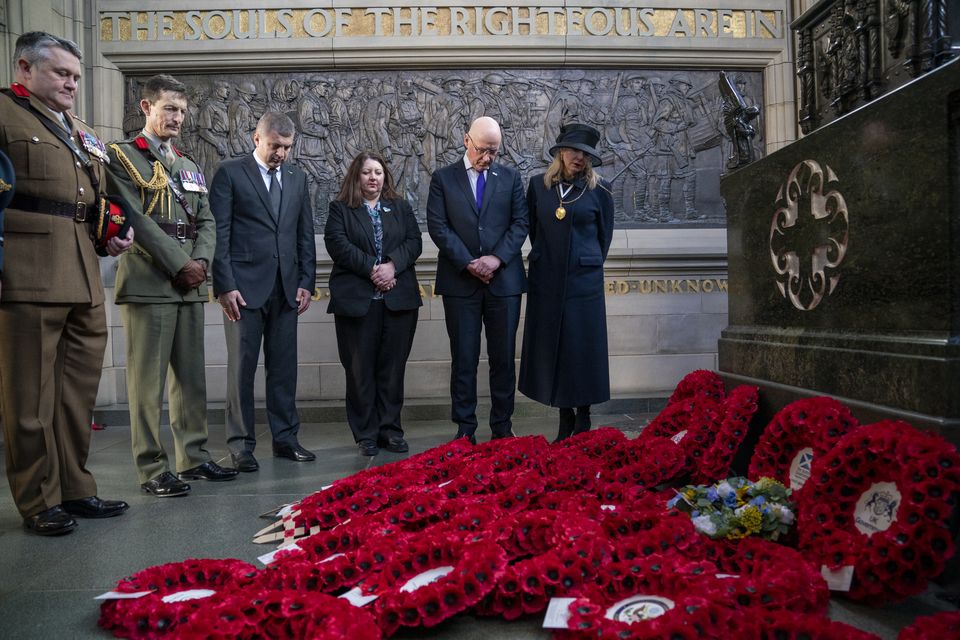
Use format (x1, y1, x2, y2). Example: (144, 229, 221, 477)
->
(466, 134, 499, 158)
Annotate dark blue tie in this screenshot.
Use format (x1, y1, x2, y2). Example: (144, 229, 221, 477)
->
(268, 168, 281, 216)
(476, 170, 486, 210)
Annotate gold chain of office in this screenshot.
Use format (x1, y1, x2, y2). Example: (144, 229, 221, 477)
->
(555, 182, 586, 220)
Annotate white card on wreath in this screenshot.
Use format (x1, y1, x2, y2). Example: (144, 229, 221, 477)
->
(258, 541, 301, 565)
(542, 597, 576, 628)
(94, 591, 152, 600)
(820, 565, 854, 591)
(340, 587, 378, 607)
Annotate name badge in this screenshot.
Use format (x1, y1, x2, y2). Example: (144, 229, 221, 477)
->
(79, 130, 108, 162)
(179, 170, 208, 193)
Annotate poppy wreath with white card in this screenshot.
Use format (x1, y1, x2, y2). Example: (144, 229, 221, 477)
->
(798, 420, 960, 603)
(556, 554, 737, 640)
(97, 558, 259, 638)
(361, 534, 507, 637)
(748, 396, 860, 492)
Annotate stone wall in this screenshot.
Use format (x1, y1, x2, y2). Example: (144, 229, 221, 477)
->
(0, 1, 796, 407)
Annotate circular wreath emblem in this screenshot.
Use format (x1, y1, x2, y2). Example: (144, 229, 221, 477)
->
(798, 420, 960, 602)
(559, 557, 735, 639)
(769, 159, 849, 311)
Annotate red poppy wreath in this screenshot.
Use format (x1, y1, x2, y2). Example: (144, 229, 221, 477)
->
(691, 384, 760, 485)
(361, 534, 507, 636)
(798, 420, 960, 603)
(897, 611, 960, 640)
(557, 554, 736, 640)
(97, 558, 259, 638)
(747, 396, 859, 492)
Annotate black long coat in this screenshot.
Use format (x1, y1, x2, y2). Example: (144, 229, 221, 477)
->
(518, 174, 615, 407)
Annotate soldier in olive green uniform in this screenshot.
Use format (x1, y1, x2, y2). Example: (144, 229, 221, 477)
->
(0, 32, 133, 536)
(106, 74, 237, 497)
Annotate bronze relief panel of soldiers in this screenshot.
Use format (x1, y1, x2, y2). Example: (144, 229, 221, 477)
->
(125, 69, 763, 230)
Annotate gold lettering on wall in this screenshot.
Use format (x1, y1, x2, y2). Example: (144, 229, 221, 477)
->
(100, 8, 783, 41)
(208, 278, 727, 302)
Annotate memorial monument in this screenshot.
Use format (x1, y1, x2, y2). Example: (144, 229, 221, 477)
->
(719, 0, 959, 438)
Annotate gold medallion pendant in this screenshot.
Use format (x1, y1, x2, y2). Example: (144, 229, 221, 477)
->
(555, 206, 566, 220)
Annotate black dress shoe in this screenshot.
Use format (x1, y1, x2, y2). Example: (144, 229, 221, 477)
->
(23, 506, 77, 536)
(62, 496, 129, 518)
(358, 440, 379, 456)
(453, 432, 477, 445)
(141, 471, 191, 497)
(273, 443, 316, 462)
(231, 451, 259, 472)
(378, 435, 409, 453)
(179, 461, 239, 482)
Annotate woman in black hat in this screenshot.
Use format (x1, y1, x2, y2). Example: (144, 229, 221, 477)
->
(519, 123, 615, 441)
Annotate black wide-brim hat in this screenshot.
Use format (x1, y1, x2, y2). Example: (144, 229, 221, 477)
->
(94, 194, 135, 257)
(549, 123, 603, 166)
(0, 149, 15, 214)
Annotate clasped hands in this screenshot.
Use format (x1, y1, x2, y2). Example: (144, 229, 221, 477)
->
(172, 259, 207, 293)
(467, 255, 502, 284)
(371, 260, 397, 292)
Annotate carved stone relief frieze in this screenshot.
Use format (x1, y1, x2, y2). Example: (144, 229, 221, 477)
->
(794, 0, 958, 134)
(123, 69, 764, 231)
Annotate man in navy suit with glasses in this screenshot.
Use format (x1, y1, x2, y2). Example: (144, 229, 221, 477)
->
(427, 116, 529, 444)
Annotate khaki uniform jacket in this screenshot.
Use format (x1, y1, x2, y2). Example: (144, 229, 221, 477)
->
(0, 87, 106, 304)
(106, 136, 215, 303)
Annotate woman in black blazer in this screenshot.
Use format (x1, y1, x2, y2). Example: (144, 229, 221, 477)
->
(325, 152, 423, 456)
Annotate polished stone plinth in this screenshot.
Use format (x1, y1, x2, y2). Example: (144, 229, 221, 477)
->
(719, 57, 960, 437)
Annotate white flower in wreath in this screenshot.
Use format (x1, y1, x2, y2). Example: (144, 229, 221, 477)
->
(772, 504, 795, 525)
(716, 481, 735, 500)
(692, 515, 717, 536)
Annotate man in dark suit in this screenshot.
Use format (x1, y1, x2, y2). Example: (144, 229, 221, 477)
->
(210, 112, 317, 471)
(426, 116, 529, 443)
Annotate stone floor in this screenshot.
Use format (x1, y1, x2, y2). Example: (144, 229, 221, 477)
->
(0, 408, 956, 638)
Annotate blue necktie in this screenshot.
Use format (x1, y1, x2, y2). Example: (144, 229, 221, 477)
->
(476, 170, 486, 210)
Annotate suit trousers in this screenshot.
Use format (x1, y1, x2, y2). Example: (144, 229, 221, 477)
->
(121, 302, 211, 483)
(442, 290, 521, 437)
(223, 272, 301, 454)
(334, 300, 418, 444)
(0, 302, 103, 518)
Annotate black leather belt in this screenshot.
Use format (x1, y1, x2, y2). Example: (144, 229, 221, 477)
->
(10, 194, 91, 222)
(156, 220, 198, 241)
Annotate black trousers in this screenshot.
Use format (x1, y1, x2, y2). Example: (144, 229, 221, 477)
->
(224, 271, 300, 454)
(442, 290, 521, 437)
(334, 301, 419, 444)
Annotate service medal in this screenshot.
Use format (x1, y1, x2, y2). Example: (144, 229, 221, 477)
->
(555, 206, 566, 220)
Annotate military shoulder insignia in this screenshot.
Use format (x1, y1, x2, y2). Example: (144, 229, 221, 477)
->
(134, 136, 150, 150)
(10, 83, 29, 97)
